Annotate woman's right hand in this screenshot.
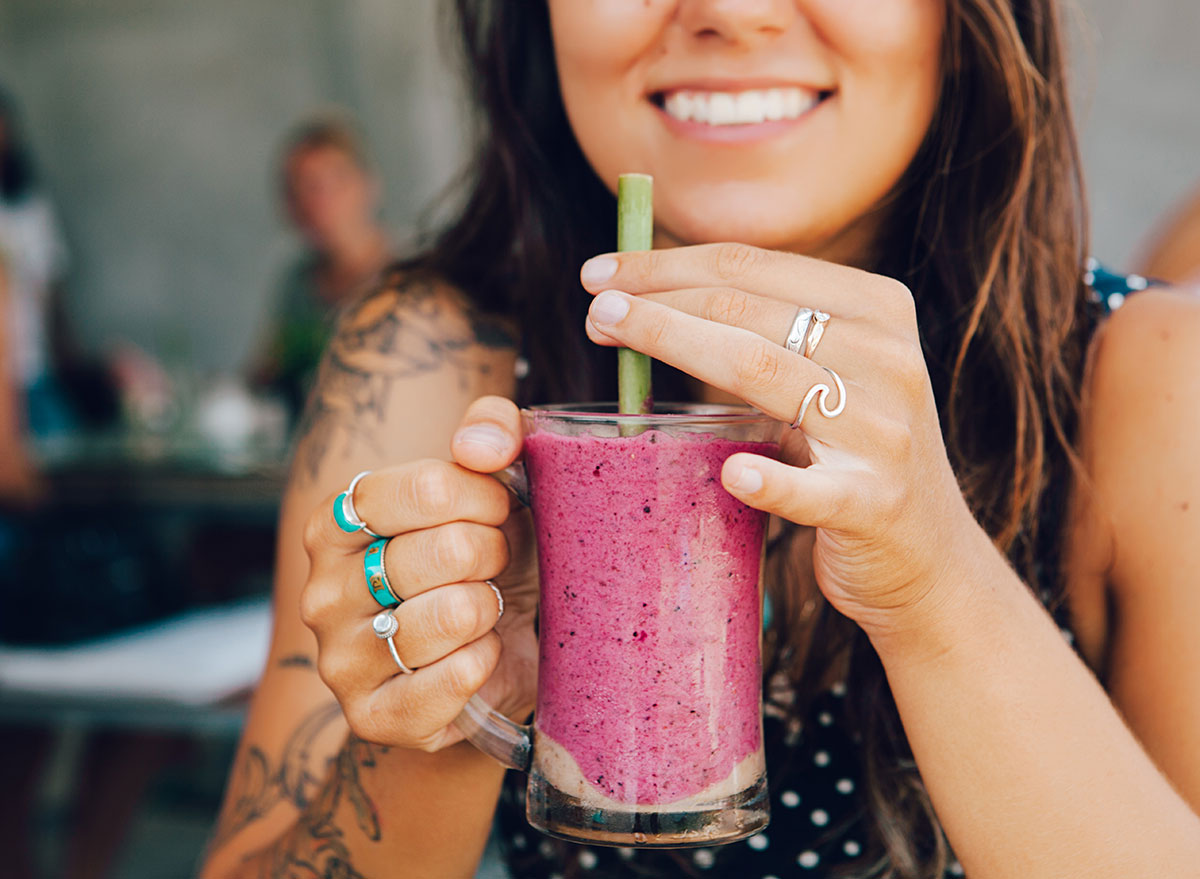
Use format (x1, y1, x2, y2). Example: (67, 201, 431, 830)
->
(299, 396, 539, 752)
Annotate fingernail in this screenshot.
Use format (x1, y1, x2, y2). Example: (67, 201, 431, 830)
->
(590, 290, 630, 325)
(727, 461, 764, 494)
(454, 424, 509, 454)
(580, 256, 618, 286)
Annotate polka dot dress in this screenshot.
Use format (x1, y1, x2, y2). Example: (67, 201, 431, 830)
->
(496, 679, 971, 878)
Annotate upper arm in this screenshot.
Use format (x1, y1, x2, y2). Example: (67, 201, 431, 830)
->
(201, 273, 518, 875)
(1083, 287, 1200, 811)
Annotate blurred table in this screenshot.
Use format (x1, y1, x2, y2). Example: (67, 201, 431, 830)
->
(34, 430, 289, 521)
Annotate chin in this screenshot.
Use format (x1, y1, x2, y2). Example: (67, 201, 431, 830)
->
(656, 205, 828, 255)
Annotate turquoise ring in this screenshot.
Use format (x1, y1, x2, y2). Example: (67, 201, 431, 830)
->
(364, 538, 401, 608)
(333, 471, 383, 538)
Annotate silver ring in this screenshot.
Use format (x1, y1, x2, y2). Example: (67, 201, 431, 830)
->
(342, 471, 383, 539)
(792, 367, 847, 429)
(785, 307, 815, 354)
(372, 609, 415, 674)
(486, 580, 504, 621)
(803, 310, 830, 359)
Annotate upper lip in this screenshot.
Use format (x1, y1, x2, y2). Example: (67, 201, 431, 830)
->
(647, 78, 833, 98)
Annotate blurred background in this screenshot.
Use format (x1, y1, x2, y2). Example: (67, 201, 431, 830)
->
(0, 1, 1196, 877)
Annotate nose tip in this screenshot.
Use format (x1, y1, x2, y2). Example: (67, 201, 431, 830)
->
(679, 0, 795, 41)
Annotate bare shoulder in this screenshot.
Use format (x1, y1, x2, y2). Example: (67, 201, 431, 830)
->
(1082, 286, 1200, 570)
(293, 268, 520, 486)
(1077, 286, 1200, 807)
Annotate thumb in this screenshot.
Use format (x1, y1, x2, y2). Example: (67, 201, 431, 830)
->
(450, 395, 523, 474)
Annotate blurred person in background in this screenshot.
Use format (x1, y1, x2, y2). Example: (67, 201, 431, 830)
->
(0, 87, 76, 439)
(0, 255, 41, 503)
(251, 114, 395, 421)
(1140, 181, 1200, 286)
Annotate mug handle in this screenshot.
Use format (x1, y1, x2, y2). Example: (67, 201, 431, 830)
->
(451, 461, 533, 772)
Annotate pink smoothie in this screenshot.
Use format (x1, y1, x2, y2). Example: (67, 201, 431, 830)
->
(524, 428, 772, 806)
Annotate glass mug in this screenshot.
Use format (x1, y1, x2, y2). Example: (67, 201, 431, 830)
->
(455, 403, 781, 848)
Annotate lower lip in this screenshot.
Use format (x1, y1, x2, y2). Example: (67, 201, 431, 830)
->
(653, 97, 828, 144)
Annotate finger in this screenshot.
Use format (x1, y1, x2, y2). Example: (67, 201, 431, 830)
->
(586, 289, 848, 431)
(451, 396, 522, 474)
(386, 580, 505, 670)
(349, 631, 502, 748)
(721, 452, 866, 532)
(383, 522, 509, 600)
(305, 462, 511, 555)
(580, 243, 883, 317)
(636, 286, 809, 347)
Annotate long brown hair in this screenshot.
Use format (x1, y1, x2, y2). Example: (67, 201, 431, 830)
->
(411, 2, 1091, 876)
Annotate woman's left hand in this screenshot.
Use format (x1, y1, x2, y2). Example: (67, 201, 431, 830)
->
(580, 243, 1000, 645)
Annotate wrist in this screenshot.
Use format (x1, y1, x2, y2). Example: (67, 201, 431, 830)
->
(860, 521, 1022, 668)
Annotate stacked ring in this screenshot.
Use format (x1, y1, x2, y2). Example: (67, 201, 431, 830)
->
(803, 310, 831, 359)
(784, 307, 816, 355)
(364, 538, 401, 608)
(333, 471, 383, 538)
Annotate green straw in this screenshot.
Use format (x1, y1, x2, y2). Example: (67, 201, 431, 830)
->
(617, 174, 654, 416)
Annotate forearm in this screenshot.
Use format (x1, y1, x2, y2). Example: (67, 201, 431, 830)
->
(217, 738, 506, 879)
(871, 550, 1200, 879)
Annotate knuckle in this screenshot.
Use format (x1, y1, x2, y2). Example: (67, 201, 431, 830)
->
(434, 587, 482, 641)
(642, 308, 672, 350)
(875, 414, 913, 456)
(733, 341, 786, 396)
(342, 698, 380, 743)
(480, 527, 511, 577)
(875, 478, 909, 523)
(712, 243, 760, 281)
(709, 289, 753, 328)
(434, 523, 479, 578)
(408, 462, 455, 520)
(301, 505, 329, 558)
(446, 640, 496, 700)
(316, 649, 353, 692)
(632, 249, 663, 285)
(884, 337, 929, 394)
(298, 582, 335, 631)
(478, 480, 511, 526)
(878, 277, 917, 317)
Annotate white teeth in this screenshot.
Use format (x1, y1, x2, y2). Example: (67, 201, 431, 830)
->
(708, 92, 737, 125)
(661, 87, 820, 126)
(763, 89, 785, 122)
(734, 91, 765, 124)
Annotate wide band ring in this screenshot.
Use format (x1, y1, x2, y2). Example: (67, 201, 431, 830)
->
(333, 471, 383, 538)
(803, 310, 831, 359)
(372, 609, 414, 675)
(363, 538, 402, 609)
(792, 367, 848, 429)
(785, 307, 816, 355)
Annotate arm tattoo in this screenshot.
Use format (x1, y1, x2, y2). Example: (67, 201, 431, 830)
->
(294, 274, 517, 483)
(278, 654, 315, 669)
(258, 737, 386, 879)
(207, 702, 344, 855)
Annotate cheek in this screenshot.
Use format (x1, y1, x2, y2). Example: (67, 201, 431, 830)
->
(808, 0, 944, 132)
(548, 1, 674, 192)
(799, 0, 945, 214)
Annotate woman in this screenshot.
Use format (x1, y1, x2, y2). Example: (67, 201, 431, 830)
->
(201, 2, 1200, 878)
(251, 114, 395, 422)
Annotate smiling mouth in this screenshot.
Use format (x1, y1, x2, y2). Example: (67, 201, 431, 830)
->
(651, 87, 832, 127)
